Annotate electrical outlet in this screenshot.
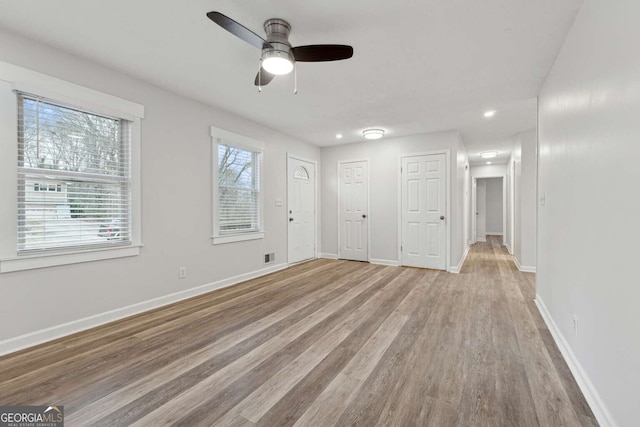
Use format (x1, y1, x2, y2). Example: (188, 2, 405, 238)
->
(178, 266, 187, 279)
(572, 315, 578, 337)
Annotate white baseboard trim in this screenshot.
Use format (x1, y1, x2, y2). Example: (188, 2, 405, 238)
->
(319, 253, 339, 260)
(370, 258, 399, 267)
(449, 245, 470, 274)
(0, 262, 288, 357)
(535, 295, 617, 427)
(505, 243, 513, 254)
(512, 256, 536, 273)
(486, 232, 504, 236)
(476, 237, 487, 242)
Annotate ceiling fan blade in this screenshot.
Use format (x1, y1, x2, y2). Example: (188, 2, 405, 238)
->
(254, 67, 276, 86)
(207, 12, 271, 50)
(291, 45, 354, 62)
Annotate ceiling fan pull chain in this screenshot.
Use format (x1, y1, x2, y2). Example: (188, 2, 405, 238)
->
(294, 65, 298, 95)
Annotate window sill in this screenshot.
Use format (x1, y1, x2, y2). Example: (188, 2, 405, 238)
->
(0, 245, 141, 273)
(212, 232, 264, 245)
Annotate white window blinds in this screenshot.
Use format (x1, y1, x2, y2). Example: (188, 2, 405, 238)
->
(217, 143, 261, 234)
(17, 93, 132, 253)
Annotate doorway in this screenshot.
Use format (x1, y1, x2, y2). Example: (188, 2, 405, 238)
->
(338, 160, 369, 262)
(287, 155, 316, 264)
(400, 152, 447, 270)
(473, 177, 505, 243)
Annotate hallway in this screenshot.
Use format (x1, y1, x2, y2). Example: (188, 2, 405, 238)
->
(0, 237, 596, 426)
(458, 236, 597, 426)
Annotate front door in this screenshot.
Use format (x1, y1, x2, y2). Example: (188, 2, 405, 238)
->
(339, 160, 369, 262)
(401, 153, 447, 270)
(288, 157, 315, 264)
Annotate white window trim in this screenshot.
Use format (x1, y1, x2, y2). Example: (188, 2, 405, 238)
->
(0, 61, 144, 273)
(211, 126, 265, 245)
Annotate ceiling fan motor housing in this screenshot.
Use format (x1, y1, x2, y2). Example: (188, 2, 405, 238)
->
(262, 18, 294, 65)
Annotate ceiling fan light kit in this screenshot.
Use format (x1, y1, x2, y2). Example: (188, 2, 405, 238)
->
(261, 19, 294, 75)
(207, 12, 353, 90)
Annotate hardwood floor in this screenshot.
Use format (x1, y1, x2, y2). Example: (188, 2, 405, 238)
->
(0, 236, 598, 426)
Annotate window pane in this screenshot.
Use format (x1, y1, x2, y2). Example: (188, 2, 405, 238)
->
(217, 144, 260, 234)
(18, 178, 131, 251)
(17, 93, 132, 253)
(19, 97, 126, 176)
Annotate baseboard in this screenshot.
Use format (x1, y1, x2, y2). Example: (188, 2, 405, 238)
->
(319, 253, 338, 260)
(512, 256, 536, 273)
(449, 245, 470, 274)
(0, 262, 288, 357)
(370, 258, 399, 267)
(535, 295, 617, 427)
(486, 232, 504, 236)
(476, 237, 487, 242)
(513, 256, 521, 270)
(505, 243, 512, 254)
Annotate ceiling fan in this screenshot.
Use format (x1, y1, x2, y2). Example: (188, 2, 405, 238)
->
(206, 12, 354, 88)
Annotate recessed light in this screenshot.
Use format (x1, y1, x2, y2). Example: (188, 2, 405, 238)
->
(362, 129, 385, 140)
(484, 110, 496, 118)
(487, 161, 492, 165)
(336, 133, 343, 139)
(480, 151, 499, 159)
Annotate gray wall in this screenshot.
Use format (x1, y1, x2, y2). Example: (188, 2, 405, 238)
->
(538, 0, 640, 425)
(321, 131, 469, 269)
(0, 29, 321, 346)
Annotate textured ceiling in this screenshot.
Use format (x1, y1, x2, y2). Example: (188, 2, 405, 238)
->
(0, 0, 581, 159)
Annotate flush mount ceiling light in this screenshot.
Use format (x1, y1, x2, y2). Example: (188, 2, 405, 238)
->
(484, 110, 496, 118)
(363, 129, 385, 140)
(486, 161, 492, 165)
(480, 151, 499, 159)
(336, 133, 343, 139)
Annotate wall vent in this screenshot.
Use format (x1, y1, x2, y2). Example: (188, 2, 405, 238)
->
(264, 253, 275, 264)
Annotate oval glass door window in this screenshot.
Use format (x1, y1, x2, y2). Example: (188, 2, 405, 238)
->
(294, 166, 309, 180)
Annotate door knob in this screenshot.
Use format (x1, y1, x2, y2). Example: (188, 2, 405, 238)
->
(289, 218, 294, 222)
(440, 215, 445, 220)
(362, 214, 367, 219)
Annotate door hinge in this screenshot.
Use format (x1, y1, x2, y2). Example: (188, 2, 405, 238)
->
(401, 245, 403, 252)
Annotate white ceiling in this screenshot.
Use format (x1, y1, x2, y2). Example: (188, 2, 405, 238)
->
(0, 0, 581, 161)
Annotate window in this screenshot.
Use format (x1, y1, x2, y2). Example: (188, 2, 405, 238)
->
(211, 127, 264, 244)
(17, 93, 131, 253)
(294, 166, 309, 180)
(0, 62, 143, 273)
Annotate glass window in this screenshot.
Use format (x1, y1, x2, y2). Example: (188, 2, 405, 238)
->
(17, 93, 132, 253)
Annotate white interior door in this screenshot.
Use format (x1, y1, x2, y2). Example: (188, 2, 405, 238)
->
(401, 153, 447, 270)
(339, 160, 369, 262)
(288, 157, 315, 264)
(476, 179, 487, 242)
(472, 178, 477, 243)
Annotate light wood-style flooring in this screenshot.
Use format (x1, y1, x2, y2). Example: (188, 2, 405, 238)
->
(0, 236, 597, 426)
